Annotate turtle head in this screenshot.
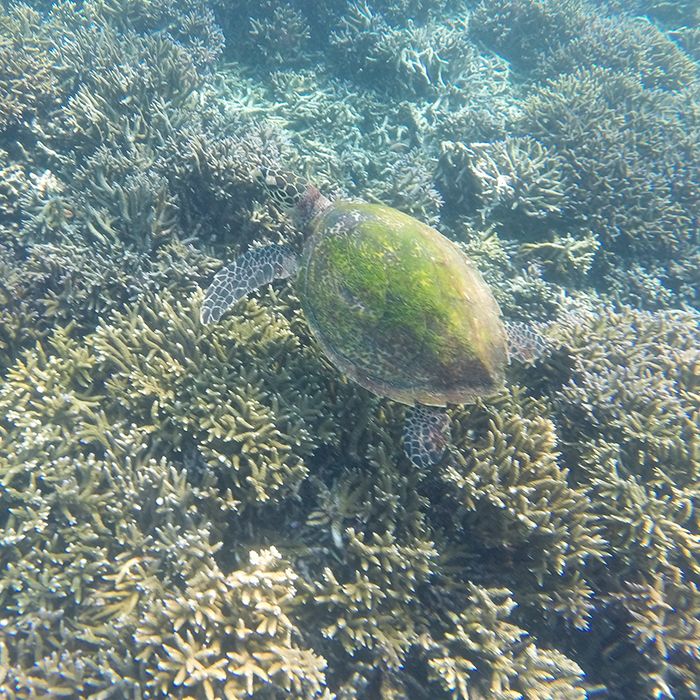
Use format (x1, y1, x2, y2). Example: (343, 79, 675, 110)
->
(255, 164, 331, 228)
(294, 184, 332, 228)
(255, 164, 307, 211)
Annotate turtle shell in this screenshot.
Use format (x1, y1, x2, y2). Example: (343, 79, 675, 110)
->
(300, 201, 508, 406)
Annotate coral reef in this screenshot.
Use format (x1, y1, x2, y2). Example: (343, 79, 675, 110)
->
(470, 0, 698, 89)
(0, 11, 61, 137)
(447, 137, 568, 223)
(462, 1, 699, 309)
(470, 0, 587, 69)
(441, 63, 699, 306)
(83, 0, 225, 69)
(519, 68, 699, 303)
(538, 14, 697, 90)
(0, 0, 698, 698)
(0, 291, 333, 698)
(0, 1, 256, 357)
(548, 304, 700, 699)
(606, 0, 700, 28)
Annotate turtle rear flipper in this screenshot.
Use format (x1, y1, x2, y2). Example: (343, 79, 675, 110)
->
(200, 244, 299, 325)
(403, 405, 450, 468)
(505, 320, 550, 364)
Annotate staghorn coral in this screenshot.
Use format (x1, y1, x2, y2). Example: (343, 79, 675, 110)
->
(49, 26, 203, 155)
(312, 526, 437, 670)
(370, 148, 444, 226)
(0, 289, 333, 698)
(606, 0, 700, 28)
(83, 0, 224, 69)
(136, 546, 328, 699)
(471, 0, 697, 90)
(671, 26, 700, 62)
(330, 6, 481, 99)
(469, 0, 588, 69)
(0, 282, 589, 698)
(440, 391, 607, 630)
(208, 5, 519, 230)
(448, 137, 569, 224)
(0, 241, 45, 371)
(0, 2, 217, 346)
(217, 0, 322, 69)
(538, 14, 698, 91)
(92, 290, 336, 506)
(517, 67, 699, 305)
(0, 148, 30, 230)
(0, 5, 63, 138)
(613, 574, 700, 698)
(448, 3, 698, 307)
(423, 585, 587, 700)
(13, 143, 212, 333)
(546, 304, 700, 698)
(157, 121, 302, 250)
(247, 2, 312, 68)
(5, 228, 695, 699)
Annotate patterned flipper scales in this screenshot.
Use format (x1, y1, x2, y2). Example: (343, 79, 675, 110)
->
(504, 320, 550, 365)
(403, 405, 450, 469)
(200, 244, 299, 325)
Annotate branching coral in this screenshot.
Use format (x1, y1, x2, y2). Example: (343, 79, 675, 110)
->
(471, 0, 697, 90)
(92, 290, 336, 506)
(0, 5, 62, 137)
(157, 122, 300, 250)
(454, 4, 699, 308)
(313, 526, 437, 669)
(457, 137, 568, 223)
(0, 289, 334, 697)
(547, 304, 700, 698)
(371, 148, 444, 226)
(607, 0, 700, 28)
(83, 0, 224, 69)
(441, 392, 606, 629)
(0, 242, 44, 371)
(137, 546, 328, 698)
(517, 233, 600, 283)
(217, 0, 323, 69)
(0, 283, 592, 698)
(517, 67, 699, 304)
(331, 6, 484, 99)
(423, 585, 587, 700)
(50, 27, 203, 154)
(13, 143, 211, 333)
(469, 0, 588, 69)
(0, 149, 29, 229)
(247, 2, 312, 67)
(538, 14, 698, 90)
(0, 1, 228, 350)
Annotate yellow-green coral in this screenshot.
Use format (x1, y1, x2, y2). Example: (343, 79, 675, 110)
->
(549, 304, 700, 698)
(0, 291, 334, 698)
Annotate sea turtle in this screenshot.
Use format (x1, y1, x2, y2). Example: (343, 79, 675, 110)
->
(200, 172, 546, 468)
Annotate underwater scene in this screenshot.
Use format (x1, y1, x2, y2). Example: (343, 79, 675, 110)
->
(0, 0, 698, 698)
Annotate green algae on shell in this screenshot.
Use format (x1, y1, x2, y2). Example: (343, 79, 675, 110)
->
(300, 201, 508, 406)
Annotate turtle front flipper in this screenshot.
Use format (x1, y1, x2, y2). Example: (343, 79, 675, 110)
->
(403, 405, 450, 468)
(200, 244, 299, 325)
